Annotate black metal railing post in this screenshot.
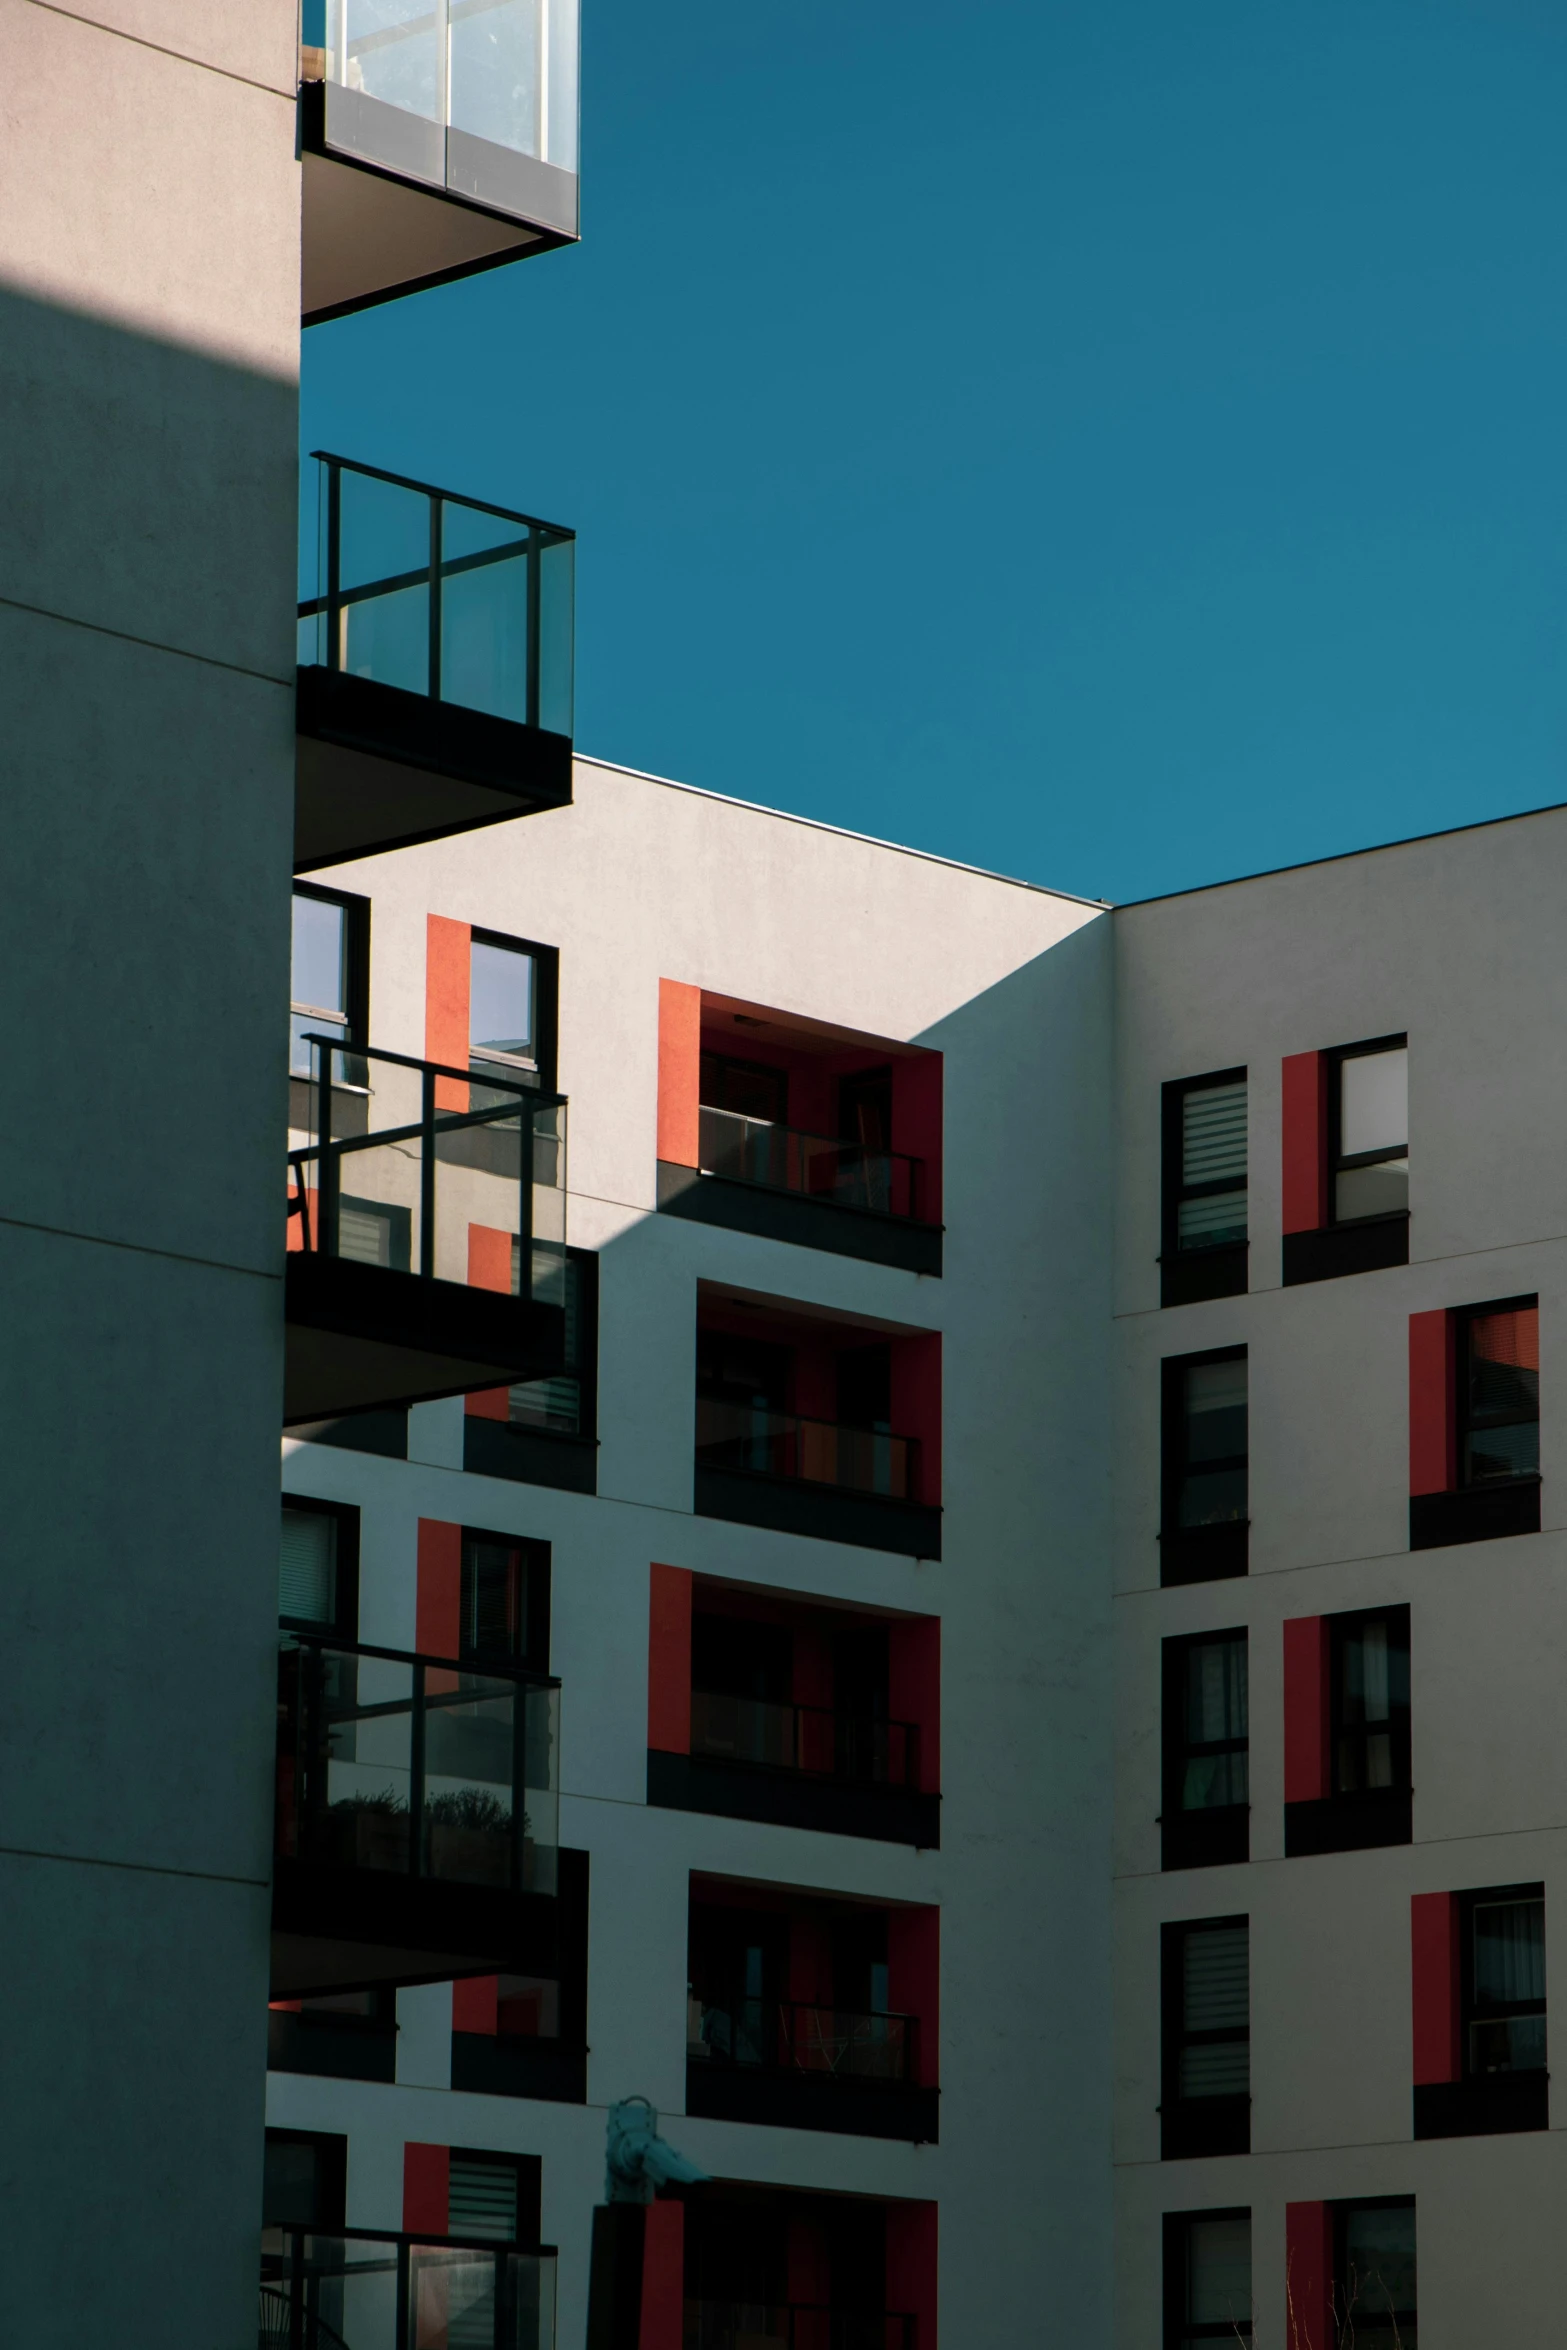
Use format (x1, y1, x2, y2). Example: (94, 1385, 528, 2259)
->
(315, 1038, 340, 1258)
(419, 1061, 438, 1280)
(408, 1658, 427, 1882)
(325, 457, 342, 673)
(428, 491, 443, 701)
(525, 525, 541, 731)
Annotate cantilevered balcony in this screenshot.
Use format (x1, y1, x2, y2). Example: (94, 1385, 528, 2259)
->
(285, 1038, 567, 1424)
(296, 456, 573, 871)
(272, 1633, 560, 1998)
(300, 0, 579, 323)
(261, 2228, 556, 2349)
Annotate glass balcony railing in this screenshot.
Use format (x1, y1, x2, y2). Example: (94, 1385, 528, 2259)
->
(694, 1401, 919, 1503)
(313, 0, 579, 179)
(287, 1038, 566, 1298)
(300, 454, 574, 742)
(689, 1691, 919, 1791)
(684, 2306, 915, 2350)
(689, 1995, 916, 2086)
(698, 1106, 923, 1221)
(276, 1635, 560, 1898)
(261, 2228, 556, 2350)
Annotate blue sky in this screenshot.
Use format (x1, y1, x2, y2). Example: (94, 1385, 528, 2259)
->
(303, 0, 1567, 903)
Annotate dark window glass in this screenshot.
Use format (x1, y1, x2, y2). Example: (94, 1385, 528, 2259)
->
(697, 1330, 791, 1415)
(1459, 1303, 1539, 1486)
(1173, 1922, 1249, 2100)
(1464, 1888, 1546, 2078)
(262, 2130, 346, 2228)
(1167, 2212, 1253, 2348)
(1334, 2200, 1416, 2350)
(1166, 1351, 1248, 1531)
(1331, 1609, 1410, 1796)
(700, 1051, 789, 1125)
(1171, 1076, 1248, 1253)
(470, 938, 536, 1074)
(1331, 1039, 1408, 1225)
(836, 1342, 892, 1431)
(1167, 1634, 1249, 1815)
(278, 1499, 357, 1635)
(290, 885, 366, 1077)
(446, 2150, 541, 2247)
(507, 1247, 595, 1438)
(838, 1067, 893, 1154)
(692, 1613, 794, 1706)
(459, 1531, 546, 1667)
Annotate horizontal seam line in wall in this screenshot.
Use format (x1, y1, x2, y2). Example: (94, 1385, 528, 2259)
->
(1113, 2134, 1436, 2166)
(23, 0, 297, 98)
(0, 1208, 282, 1284)
(1117, 1812, 1567, 1881)
(0, 589, 295, 690)
(1113, 1230, 1567, 1320)
(0, 1839, 269, 1891)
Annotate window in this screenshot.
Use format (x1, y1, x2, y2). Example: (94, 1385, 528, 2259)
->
(1331, 1038, 1408, 1225)
(1331, 1609, 1410, 1798)
(1334, 2200, 1416, 2350)
(267, 1988, 397, 2083)
(1162, 1633, 1248, 1870)
(459, 1529, 548, 1669)
(1463, 1886, 1546, 2081)
(1459, 1301, 1539, 1487)
(447, 2151, 542, 2246)
(469, 929, 557, 1092)
(1164, 2211, 1252, 2350)
(279, 1498, 358, 1635)
(700, 1050, 789, 1124)
(1162, 1071, 1247, 1304)
(262, 2129, 346, 2227)
(1162, 1918, 1250, 2158)
(290, 884, 366, 1078)
(506, 1247, 596, 1440)
(1161, 1350, 1248, 1585)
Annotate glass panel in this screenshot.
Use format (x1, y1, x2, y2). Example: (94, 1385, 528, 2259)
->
(520, 1680, 559, 1890)
(471, 940, 536, 1060)
(293, 893, 348, 1020)
(260, 2232, 402, 2350)
(442, 538, 531, 724)
(1179, 2039, 1250, 2097)
(1187, 2215, 1251, 2325)
(1343, 1621, 1394, 1726)
(1335, 1158, 1408, 1222)
(1473, 1897, 1545, 2005)
(337, 466, 431, 595)
(448, 0, 542, 155)
(1187, 1638, 1248, 1745)
(448, 2155, 519, 2240)
(281, 1509, 337, 1624)
(538, 534, 575, 734)
(1180, 1359, 1247, 1526)
(1178, 1186, 1247, 1249)
(1183, 1082, 1247, 1188)
(325, 1653, 415, 1874)
(1340, 1047, 1407, 1159)
(691, 1690, 800, 1770)
(329, 0, 444, 121)
(340, 582, 430, 697)
(1465, 1309, 1539, 1483)
(424, 1670, 518, 1886)
(1470, 2013, 1546, 2074)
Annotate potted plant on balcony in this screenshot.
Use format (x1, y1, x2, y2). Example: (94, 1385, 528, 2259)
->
(324, 1788, 410, 1873)
(425, 1786, 521, 1886)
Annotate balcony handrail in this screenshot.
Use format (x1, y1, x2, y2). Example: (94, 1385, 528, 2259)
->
(693, 1400, 920, 1503)
(263, 2228, 558, 2350)
(694, 1992, 918, 2083)
(286, 1035, 566, 1285)
(689, 1688, 920, 1790)
(266, 2226, 560, 2258)
(307, 450, 574, 548)
(700, 1103, 920, 1176)
(697, 1103, 925, 1223)
(282, 1628, 560, 1694)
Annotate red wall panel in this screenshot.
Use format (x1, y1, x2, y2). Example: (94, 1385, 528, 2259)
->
(1281, 1050, 1328, 1234)
(890, 1332, 942, 1506)
(888, 1616, 941, 1794)
(891, 1054, 943, 1226)
(888, 1908, 939, 2088)
(1284, 2201, 1332, 2350)
(452, 1977, 497, 2035)
(657, 980, 702, 1168)
(1411, 1891, 1461, 2085)
(416, 1518, 462, 1660)
(403, 2142, 450, 2235)
(1282, 1616, 1331, 1804)
(1408, 1310, 1456, 1496)
(885, 2201, 937, 2350)
(427, 914, 471, 1114)
(647, 1564, 693, 1754)
(639, 2201, 684, 2350)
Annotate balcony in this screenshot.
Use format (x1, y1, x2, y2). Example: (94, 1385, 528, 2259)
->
(261, 2228, 556, 2348)
(299, 0, 578, 323)
(296, 455, 574, 872)
(657, 990, 943, 1274)
(272, 1633, 560, 1998)
(685, 2306, 915, 2350)
(285, 1038, 567, 1424)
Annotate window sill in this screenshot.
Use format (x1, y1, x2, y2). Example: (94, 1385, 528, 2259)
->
(1409, 1478, 1540, 1552)
(1283, 1213, 1409, 1286)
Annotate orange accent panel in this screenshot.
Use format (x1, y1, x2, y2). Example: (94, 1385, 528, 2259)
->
(403, 2142, 450, 2235)
(888, 1908, 939, 2088)
(1281, 1050, 1328, 1234)
(647, 1565, 693, 1754)
(1408, 1310, 1456, 1495)
(466, 1385, 510, 1422)
(286, 1184, 318, 1254)
(416, 1519, 463, 1661)
(427, 914, 471, 1113)
(1282, 1616, 1331, 1804)
(885, 2203, 937, 2350)
(1285, 2202, 1332, 2350)
(452, 1977, 498, 2036)
(657, 980, 702, 1168)
(468, 1224, 513, 1294)
(1411, 1891, 1461, 2085)
(891, 1052, 943, 1225)
(639, 2201, 684, 2350)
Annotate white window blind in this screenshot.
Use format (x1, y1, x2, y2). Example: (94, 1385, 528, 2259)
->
(1179, 1082, 1248, 1247)
(1180, 1924, 1249, 2098)
(448, 2156, 518, 2241)
(280, 1509, 336, 1624)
